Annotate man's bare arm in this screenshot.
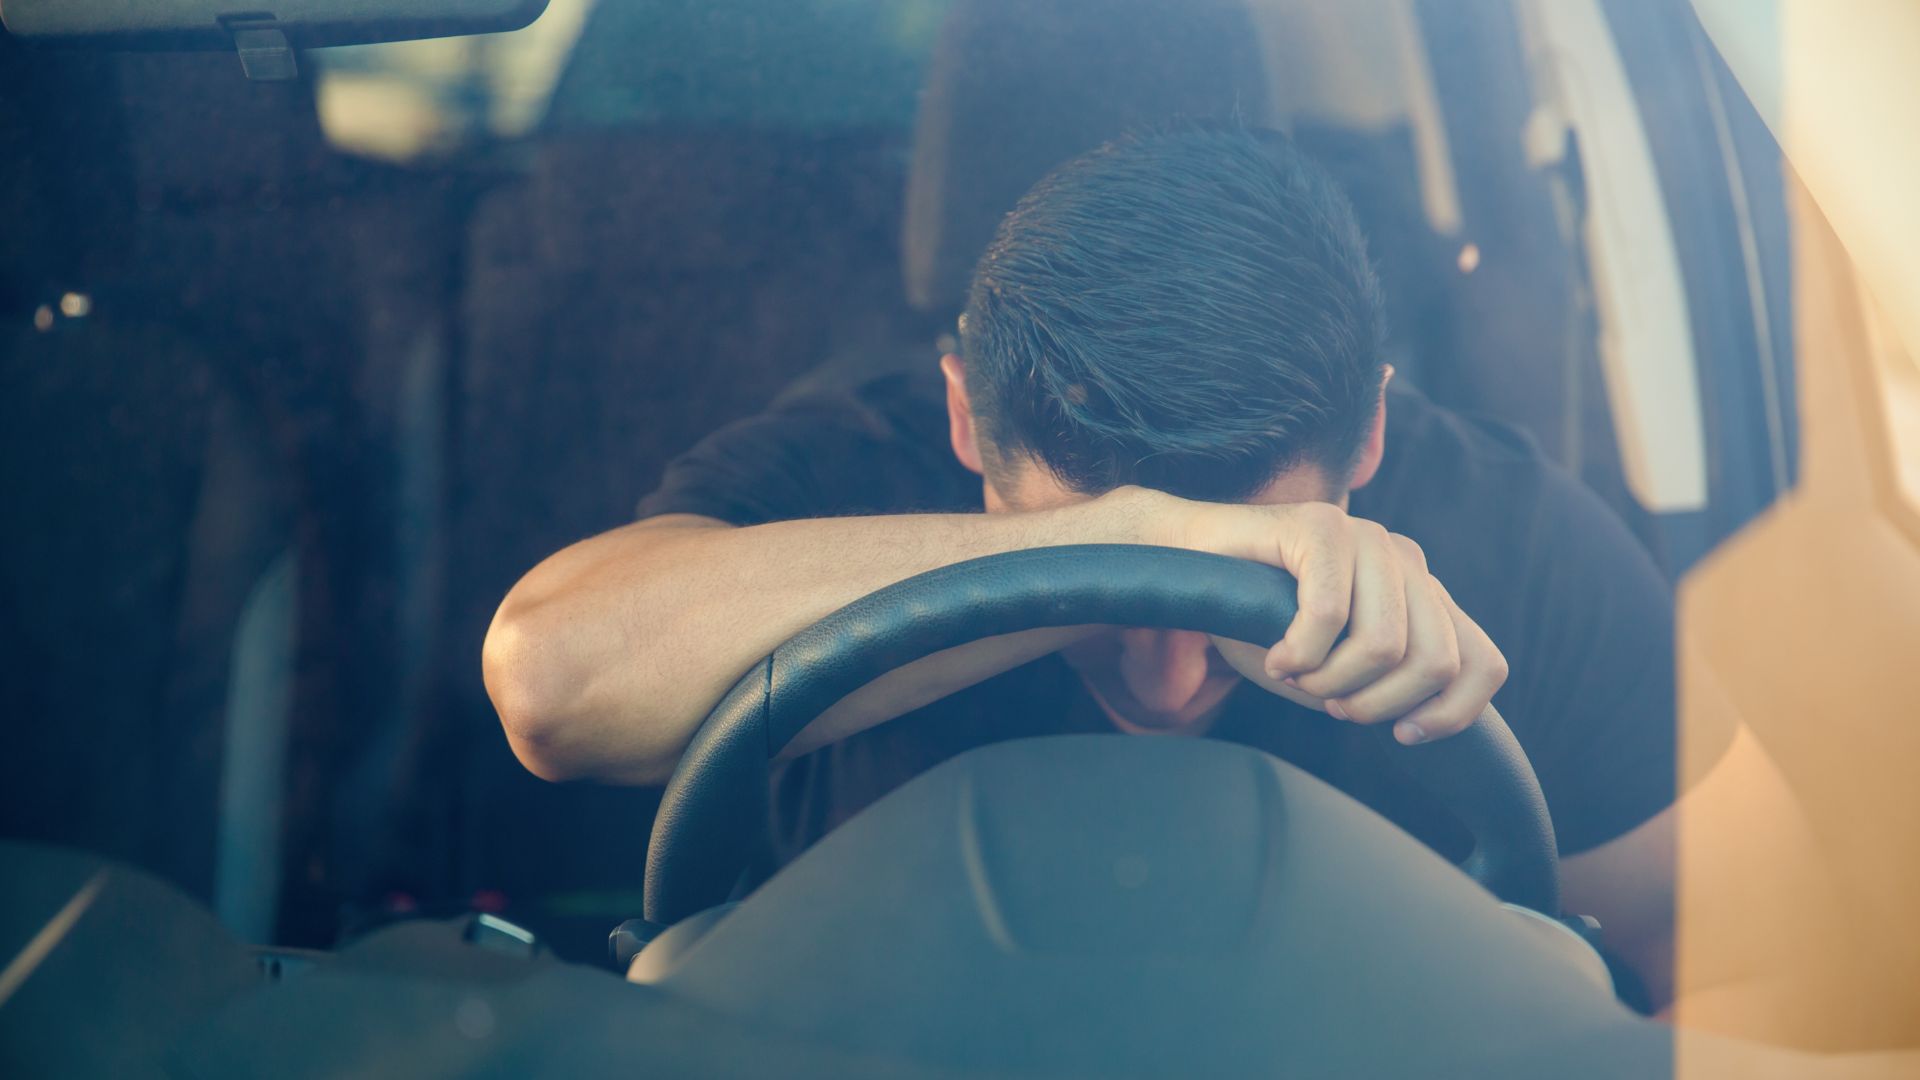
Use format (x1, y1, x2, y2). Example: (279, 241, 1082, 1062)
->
(483, 488, 1496, 785)
(483, 499, 1137, 785)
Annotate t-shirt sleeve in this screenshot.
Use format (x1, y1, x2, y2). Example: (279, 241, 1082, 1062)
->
(635, 374, 976, 527)
(1499, 473, 1734, 855)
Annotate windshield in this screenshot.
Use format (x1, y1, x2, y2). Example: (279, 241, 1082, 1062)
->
(4, 1, 1916, 1074)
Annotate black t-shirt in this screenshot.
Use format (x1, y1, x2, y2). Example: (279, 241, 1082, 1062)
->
(638, 371, 1717, 867)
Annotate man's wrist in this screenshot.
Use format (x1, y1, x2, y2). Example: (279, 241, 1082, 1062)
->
(1068, 485, 1192, 549)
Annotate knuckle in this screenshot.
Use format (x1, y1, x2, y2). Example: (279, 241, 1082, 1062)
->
(1357, 634, 1405, 669)
(1421, 639, 1463, 677)
(1486, 650, 1511, 688)
(1420, 653, 1462, 686)
(1297, 597, 1347, 629)
(1391, 532, 1427, 565)
(1463, 633, 1508, 682)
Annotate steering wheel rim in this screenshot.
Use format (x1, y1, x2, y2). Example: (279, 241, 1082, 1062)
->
(643, 545, 1558, 924)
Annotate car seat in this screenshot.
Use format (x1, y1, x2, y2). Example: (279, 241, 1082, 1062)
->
(901, 0, 1654, 551)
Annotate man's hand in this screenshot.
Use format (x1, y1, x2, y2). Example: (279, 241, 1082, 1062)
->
(1111, 486, 1509, 744)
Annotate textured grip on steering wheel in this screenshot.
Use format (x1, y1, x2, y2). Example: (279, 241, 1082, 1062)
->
(645, 545, 1558, 924)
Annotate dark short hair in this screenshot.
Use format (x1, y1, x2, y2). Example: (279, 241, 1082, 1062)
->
(960, 126, 1386, 502)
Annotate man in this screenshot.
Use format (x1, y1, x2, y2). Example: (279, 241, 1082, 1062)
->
(484, 127, 1743, 1006)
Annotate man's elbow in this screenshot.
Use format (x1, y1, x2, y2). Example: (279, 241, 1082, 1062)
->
(482, 599, 593, 782)
(481, 597, 682, 786)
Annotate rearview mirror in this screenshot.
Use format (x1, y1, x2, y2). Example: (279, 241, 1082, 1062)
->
(0, 0, 550, 51)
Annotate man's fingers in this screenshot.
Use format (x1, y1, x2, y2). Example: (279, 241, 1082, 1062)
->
(1211, 635, 1330, 711)
(1285, 522, 1408, 699)
(1262, 506, 1354, 679)
(1325, 570, 1460, 725)
(1216, 508, 1506, 744)
(1391, 587, 1507, 744)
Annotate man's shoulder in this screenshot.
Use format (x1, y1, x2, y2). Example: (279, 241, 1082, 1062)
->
(1358, 381, 1663, 649)
(637, 365, 973, 526)
(771, 367, 948, 430)
(1361, 381, 1560, 535)
(1383, 381, 1548, 470)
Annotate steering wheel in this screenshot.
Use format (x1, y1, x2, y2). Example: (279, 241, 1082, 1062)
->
(643, 545, 1557, 925)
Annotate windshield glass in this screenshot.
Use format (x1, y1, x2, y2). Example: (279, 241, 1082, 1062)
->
(311, 0, 949, 158)
(5, 1, 1915, 1073)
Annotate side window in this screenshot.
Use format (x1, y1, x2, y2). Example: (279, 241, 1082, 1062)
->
(1482, 0, 1802, 576)
(1550, 1, 1800, 573)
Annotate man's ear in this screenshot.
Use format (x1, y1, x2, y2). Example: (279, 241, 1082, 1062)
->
(941, 353, 987, 476)
(1347, 365, 1392, 491)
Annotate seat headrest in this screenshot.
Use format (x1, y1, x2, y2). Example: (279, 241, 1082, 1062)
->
(901, 0, 1273, 313)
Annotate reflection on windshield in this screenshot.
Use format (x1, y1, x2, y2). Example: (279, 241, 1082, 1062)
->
(310, 0, 952, 161)
(312, 0, 593, 159)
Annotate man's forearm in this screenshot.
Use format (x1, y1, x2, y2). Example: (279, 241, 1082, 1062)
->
(488, 488, 1500, 785)
(483, 496, 1154, 784)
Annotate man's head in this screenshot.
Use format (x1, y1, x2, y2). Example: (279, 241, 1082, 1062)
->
(948, 124, 1389, 508)
(940, 125, 1392, 732)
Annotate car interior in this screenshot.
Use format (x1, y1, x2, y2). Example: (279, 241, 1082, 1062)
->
(2, 0, 1915, 1076)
